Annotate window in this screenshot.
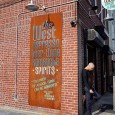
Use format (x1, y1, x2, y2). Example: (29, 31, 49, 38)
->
(101, 4, 103, 22)
(94, 0, 97, 13)
(94, 0, 97, 5)
(103, 10, 108, 31)
(112, 24, 114, 38)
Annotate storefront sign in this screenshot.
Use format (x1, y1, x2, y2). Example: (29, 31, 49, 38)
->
(101, 0, 115, 10)
(29, 13, 62, 110)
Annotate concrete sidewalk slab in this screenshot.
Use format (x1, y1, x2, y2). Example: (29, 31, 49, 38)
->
(0, 106, 40, 115)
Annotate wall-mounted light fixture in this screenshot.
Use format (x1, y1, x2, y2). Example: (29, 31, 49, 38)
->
(70, 19, 77, 27)
(104, 13, 114, 21)
(25, 0, 46, 11)
(25, 0, 38, 11)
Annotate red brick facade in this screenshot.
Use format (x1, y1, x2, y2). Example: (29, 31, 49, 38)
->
(0, 0, 111, 114)
(0, 0, 78, 114)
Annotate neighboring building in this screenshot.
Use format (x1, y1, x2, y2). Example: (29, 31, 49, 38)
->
(108, 10, 115, 52)
(0, 0, 112, 115)
(108, 10, 115, 85)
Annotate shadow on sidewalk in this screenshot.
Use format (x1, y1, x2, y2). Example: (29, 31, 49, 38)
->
(92, 92, 115, 115)
(98, 104, 113, 112)
(93, 104, 114, 115)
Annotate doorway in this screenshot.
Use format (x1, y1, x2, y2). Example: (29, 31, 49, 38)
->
(87, 44, 97, 90)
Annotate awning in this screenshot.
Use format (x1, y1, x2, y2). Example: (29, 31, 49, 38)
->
(87, 29, 104, 47)
(95, 25, 109, 40)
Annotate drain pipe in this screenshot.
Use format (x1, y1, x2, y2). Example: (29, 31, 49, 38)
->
(14, 10, 33, 100)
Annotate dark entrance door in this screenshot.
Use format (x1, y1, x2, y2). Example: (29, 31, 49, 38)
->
(87, 44, 96, 89)
(101, 53, 107, 94)
(87, 45, 95, 63)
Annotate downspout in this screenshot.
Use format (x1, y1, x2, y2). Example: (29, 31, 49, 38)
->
(14, 11, 33, 100)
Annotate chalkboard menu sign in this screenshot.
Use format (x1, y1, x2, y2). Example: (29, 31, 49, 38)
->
(29, 13, 62, 109)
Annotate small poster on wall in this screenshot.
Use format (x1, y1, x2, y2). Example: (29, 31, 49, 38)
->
(29, 13, 62, 109)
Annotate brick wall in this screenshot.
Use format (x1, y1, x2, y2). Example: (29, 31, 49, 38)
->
(0, 0, 78, 115)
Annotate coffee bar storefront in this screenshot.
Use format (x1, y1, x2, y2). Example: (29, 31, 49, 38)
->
(87, 28, 111, 94)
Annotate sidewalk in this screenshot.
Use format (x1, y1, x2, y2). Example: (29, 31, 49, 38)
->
(0, 107, 40, 115)
(0, 93, 114, 115)
(92, 92, 115, 115)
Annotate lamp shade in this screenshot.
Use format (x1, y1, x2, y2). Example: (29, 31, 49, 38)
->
(104, 13, 114, 21)
(25, 0, 38, 11)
